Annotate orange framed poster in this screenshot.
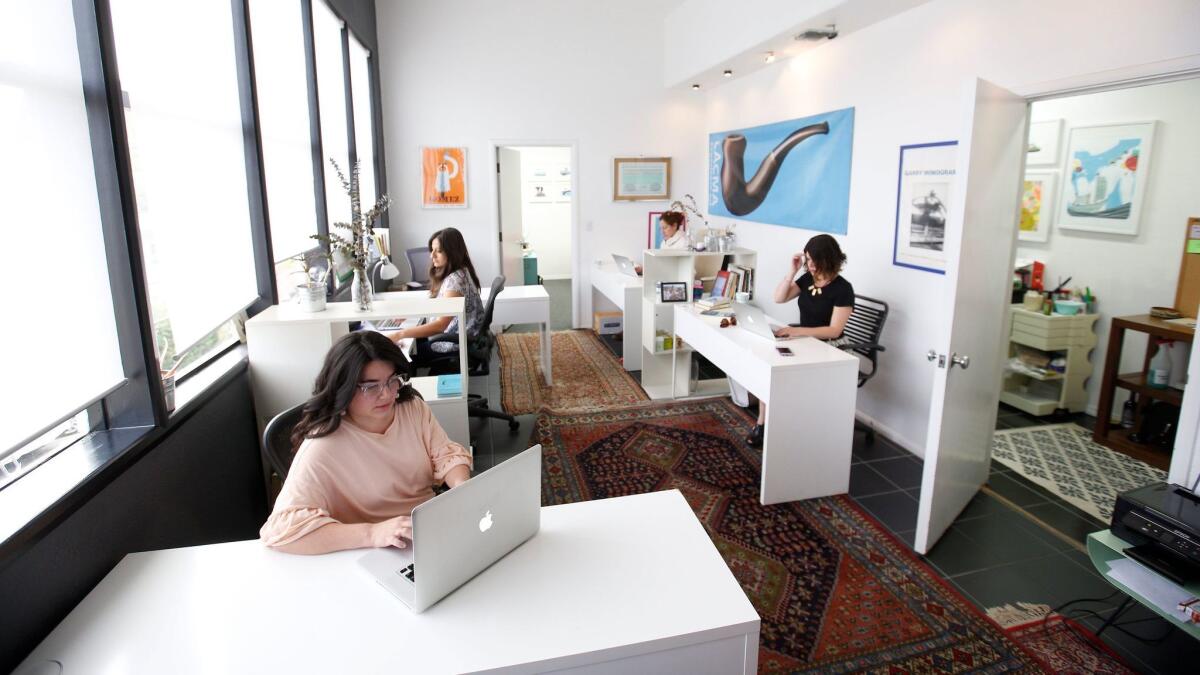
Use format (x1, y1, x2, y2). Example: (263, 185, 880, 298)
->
(421, 146, 468, 208)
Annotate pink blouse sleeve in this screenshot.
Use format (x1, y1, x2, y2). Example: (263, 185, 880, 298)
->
(417, 398, 472, 482)
(259, 451, 340, 547)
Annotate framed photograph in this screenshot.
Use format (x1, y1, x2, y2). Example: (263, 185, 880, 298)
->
(1057, 121, 1156, 236)
(421, 146, 468, 208)
(1019, 171, 1057, 242)
(614, 157, 670, 201)
(553, 180, 572, 203)
(1026, 119, 1063, 167)
(892, 141, 956, 275)
(660, 281, 688, 303)
(526, 181, 551, 204)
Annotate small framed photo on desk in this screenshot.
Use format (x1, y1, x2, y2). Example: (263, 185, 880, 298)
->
(660, 281, 688, 303)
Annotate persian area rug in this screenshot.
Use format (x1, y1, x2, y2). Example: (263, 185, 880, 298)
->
(497, 329, 648, 415)
(537, 397, 1046, 673)
(991, 424, 1165, 522)
(988, 603, 1135, 674)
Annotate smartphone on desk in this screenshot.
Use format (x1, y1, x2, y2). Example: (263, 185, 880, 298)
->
(776, 346, 794, 356)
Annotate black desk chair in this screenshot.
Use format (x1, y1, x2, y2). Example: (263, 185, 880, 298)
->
(426, 275, 519, 431)
(263, 402, 305, 482)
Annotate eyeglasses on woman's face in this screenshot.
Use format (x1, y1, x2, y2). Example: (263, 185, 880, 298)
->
(355, 373, 405, 398)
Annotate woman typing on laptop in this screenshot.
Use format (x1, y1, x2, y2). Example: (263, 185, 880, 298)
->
(736, 234, 854, 447)
(260, 331, 472, 554)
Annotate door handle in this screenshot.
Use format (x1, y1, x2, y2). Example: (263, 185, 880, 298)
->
(950, 353, 970, 370)
(926, 350, 945, 368)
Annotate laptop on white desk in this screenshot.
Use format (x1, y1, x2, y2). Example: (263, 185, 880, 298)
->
(733, 303, 789, 342)
(611, 253, 640, 277)
(357, 445, 542, 613)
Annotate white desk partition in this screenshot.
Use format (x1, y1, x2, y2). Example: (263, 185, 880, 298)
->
(673, 304, 859, 504)
(380, 285, 553, 385)
(246, 297, 469, 448)
(591, 262, 643, 370)
(19, 490, 760, 675)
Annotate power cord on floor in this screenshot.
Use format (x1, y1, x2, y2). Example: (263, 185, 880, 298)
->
(1047, 593, 1175, 645)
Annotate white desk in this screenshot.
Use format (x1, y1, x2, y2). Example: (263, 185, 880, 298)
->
(381, 285, 553, 385)
(590, 262, 643, 370)
(673, 304, 859, 505)
(19, 490, 759, 674)
(246, 297, 469, 448)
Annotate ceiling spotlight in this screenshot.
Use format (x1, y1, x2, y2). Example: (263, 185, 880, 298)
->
(691, 83, 701, 90)
(723, 69, 733, 78)
(764, 52, 776, 63)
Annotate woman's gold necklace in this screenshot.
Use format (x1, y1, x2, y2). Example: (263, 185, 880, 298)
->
(807, 275, 830, 296)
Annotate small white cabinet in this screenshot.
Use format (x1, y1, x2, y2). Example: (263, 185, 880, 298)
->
(999, 306, 1098, 415)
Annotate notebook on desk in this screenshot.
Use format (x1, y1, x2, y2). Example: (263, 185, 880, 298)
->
(356, 445, 542, 613)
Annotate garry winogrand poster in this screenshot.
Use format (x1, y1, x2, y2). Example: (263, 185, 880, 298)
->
(707, 107, 854, 234)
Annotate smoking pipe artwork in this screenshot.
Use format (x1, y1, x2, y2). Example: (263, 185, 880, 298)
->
(720, 121, 829, 216)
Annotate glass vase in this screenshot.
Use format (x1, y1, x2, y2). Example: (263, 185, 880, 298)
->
(351, 266, 373, 311)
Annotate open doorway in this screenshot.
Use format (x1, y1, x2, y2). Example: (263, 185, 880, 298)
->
(992, 77, 1200, 525)
(496, 144, 576, 331)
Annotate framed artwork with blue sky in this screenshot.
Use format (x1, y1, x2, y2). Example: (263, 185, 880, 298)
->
(707, 107, 854, 233)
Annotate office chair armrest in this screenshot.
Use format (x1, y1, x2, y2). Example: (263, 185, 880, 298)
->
(427, 332, 457, 344)
(838, 341, 885, 352)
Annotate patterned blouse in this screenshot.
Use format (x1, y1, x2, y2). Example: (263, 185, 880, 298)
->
(430, 268, 485, 353)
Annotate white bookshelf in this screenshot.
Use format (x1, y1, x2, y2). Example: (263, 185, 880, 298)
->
(640, 248, 757, 399)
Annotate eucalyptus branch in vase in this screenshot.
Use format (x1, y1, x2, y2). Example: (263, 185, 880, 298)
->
(311, 158, 392, 310)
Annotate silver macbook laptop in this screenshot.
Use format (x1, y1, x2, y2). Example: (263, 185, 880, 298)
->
(611, 253, 640, 277)
(734, 303, 788, 342)
(356, 445, 542, 613)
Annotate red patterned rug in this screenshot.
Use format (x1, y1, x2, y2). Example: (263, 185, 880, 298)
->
(988, 603, 1136, 674)
(536, 397, 1048, 673)
(497, 329, 648, 415)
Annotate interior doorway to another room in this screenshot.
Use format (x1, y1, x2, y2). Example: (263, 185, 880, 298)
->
(993, 77, 1200, 525)
(496, 145, 576, 331)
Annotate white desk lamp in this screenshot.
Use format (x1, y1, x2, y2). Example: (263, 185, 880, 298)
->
(379, 256, 400, 280)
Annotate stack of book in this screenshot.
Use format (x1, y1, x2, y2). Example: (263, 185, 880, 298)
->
(696, 295, 730, 310)
(710, 265, 755, 301)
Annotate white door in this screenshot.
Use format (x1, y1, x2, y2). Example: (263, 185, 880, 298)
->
(914, 78, 1029, 555)
(497, 147, 525, 285)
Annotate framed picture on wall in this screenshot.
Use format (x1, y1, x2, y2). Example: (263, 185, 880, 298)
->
(892, 141, 956, 274)
(614, 157, 670, 201)
(1026, 119, 1063, 167)
(1019, 171, 1057, 242)
(1057, 121, 1156, 236)
(421, 146, 468, 208)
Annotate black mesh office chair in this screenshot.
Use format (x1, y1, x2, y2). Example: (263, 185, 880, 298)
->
(262, 402, 305, 481)
(426, 275, 519, 431)
(838, 294, 888, 444)
(405, 246, 432, 290)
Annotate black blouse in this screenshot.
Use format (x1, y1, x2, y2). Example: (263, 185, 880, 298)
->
(793, 273, 854, 328)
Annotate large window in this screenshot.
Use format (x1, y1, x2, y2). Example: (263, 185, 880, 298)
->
(107, 0, 259, 368)
(1, 0, 123, 466)
(313, 0, 350, 228)
(349, 35, 376, 209)
(248, 0, 320, 263)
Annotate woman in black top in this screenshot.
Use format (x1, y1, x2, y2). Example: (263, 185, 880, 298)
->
(744, 234, 854, 447)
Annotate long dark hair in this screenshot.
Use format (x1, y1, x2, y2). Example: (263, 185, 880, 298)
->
(290, 331, 417, 451)
(427, 227, 481, 296)
(805, 234, 847, 279)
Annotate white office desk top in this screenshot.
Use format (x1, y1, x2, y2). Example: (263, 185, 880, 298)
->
(378, 285, 549, 305)
(592, 262, 642, 294)
(21, 490, 758, 675)
(247, 296, 464, 326)
(675, 304, 858, 370)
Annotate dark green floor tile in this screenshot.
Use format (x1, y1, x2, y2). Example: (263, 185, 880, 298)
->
(956, 492, 1009, 521)
(950, 563, 1058, 610)
(871, 456, 924, 490)
(952, 511, 1061, 566)
(1022, 502, 1104, 549)
(853, 491, 918, 534)
(849, 463, 900, 498)
(851, 438, 907, 463)
(985, 472, 1051, 508)
(922, 526, 999, 577)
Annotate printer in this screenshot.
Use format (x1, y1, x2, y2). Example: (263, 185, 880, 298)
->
(1111, 482, 1200, 584)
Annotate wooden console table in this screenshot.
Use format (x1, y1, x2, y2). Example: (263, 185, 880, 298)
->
(1093, 314, 1194, 470)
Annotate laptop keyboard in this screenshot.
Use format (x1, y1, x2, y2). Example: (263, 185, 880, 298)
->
(397, 563, 415, 583)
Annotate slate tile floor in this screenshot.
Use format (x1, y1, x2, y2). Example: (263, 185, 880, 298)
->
(470, 339, 1197, 672)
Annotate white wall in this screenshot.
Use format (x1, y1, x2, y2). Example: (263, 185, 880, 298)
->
(515, 146, 572, 279)
(375, 0, 704, 322)
(695, 0, 1200, 455)
(1020, 79, 1200, 415)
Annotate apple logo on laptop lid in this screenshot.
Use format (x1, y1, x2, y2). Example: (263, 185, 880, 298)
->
(479, 510, 494, 533)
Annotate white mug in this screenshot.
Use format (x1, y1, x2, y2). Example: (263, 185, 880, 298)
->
(735, 291, 751, 304)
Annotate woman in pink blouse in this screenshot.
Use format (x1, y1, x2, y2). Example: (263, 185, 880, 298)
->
(260, 331, 472, 554)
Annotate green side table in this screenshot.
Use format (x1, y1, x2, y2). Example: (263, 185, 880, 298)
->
(1086, 529, 1200, 639)
(523, 252, 539, 285)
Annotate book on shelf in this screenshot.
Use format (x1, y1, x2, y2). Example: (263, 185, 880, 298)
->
(696, 295, 730, 309)
(711, 270, 730, 298)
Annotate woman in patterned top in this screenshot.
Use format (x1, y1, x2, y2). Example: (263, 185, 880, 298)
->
(386, 227, 485, 368)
